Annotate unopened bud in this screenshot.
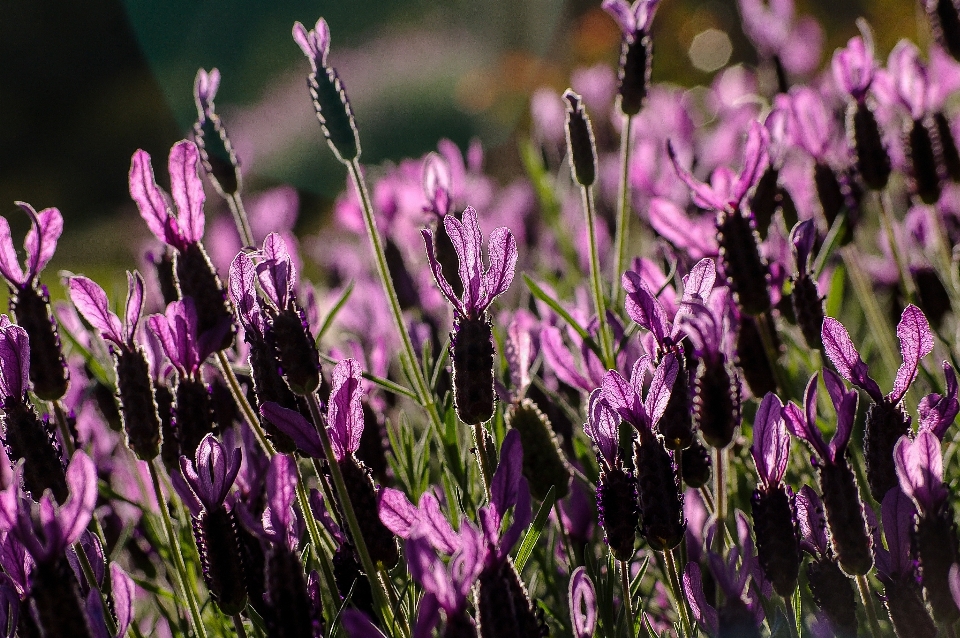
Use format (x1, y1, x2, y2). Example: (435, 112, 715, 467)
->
(563, 90, 597, 187)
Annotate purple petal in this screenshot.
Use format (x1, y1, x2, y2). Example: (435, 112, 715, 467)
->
(124, 271, 145, 344)
(445, 207, 484, 316)
(0, 320, 28, 399)
(265, 454, 299, 547)
(645, 352, 679, 430)
(257, 233, 296, 310)
(182, 434, 240, 510)
(499, 477, 532, 558)
(918, 361, 959, 439)
(110, 563, 135, 638)
(328, 358, 364, 461)
(795, 485, 829, 557)
(752, 392, 788, 487)
(481, 226, 518, 310)
(228, 251, 265, 334)
(894, 431, 947, 514)
(881, 487, 916, 579)
(421, 228, 462, 314)
(417, 492, 460, 555)
(680, 258, 717, 303)
(601, 369, 644, 428)
(194, 67, 220, 116)
(422, 152, 452, 216)
(406, 535, 456, 611)
(823, 368, 858, 461)
(168, 141, 206, 245)
(584, 389, 620, 469)
(0, 574, 17, 638)
(790, 219, 816, 274)
(683, 562, 719, 636)
(454, 520, 486, 597)
(569, 566, 597, 638)
(59, 451, 97, 546)
(292, 18, 330, 70)
(0, 217, 25, 286)
(601, 0, 636, 36)
(889, 305, 934, 404)
(128, 149, 172, 246)
(622, 271, 668, 346)
(789, 87, 832, 159)
(732, 121, 770, 206)
(506, 315, 535, 397)
(378, 488, 419, 538)
(67, 277, 124, 346)
(341, 610, 388, 638)
(541, 326, 591, 392)
(261, 402, 323, 458)
(309, 489, 345, 544)
(413, 593, 442, 638)
(821, 317, 883, 402)
(491, 429, 523, 517)
(782, 375, 830, 461)
(831, 33, 875, 100)
(668, 141, 728, 211)
(951, 565, 960, 613)
(19, 203, 62, 281)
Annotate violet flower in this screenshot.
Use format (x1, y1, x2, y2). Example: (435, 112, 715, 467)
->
(822, 305, 934, 500)
(192, 67, 242, 198)
(788, 220, 825, 350)
(683, 551, 763, 638)
(0, 203, 62, 293)
(832, 30, 876, 103)
(180, 434, 242, 512)
(602, 0, 659, 42)
(737, 0, 823, 82)
(918, 361, 959, 439)
(568, 566, 597, 638)
(68, 273, 144, 353)
(602, 0, 659, 114)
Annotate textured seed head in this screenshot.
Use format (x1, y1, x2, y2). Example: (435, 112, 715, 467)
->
(174, 242, 235, 351)
(308, 66, 361, 163)
(883, 574, 938, 638)
(818, 460, 873, 575)
(659, 354, 694, 451)
(618, 32, 652, 115)
(175, 377, 216, 461)
(1, 396, 67, 503)
(92, 380, 122, 432)
(597, 466, 639, 560)
(807, 558, 858, 638)
(477, 560, 545, 638)
(30, 557, 95, 638)
(635, 433, 685, 551)
(563, 90, 597, 187)
(934, 111, 960, 181)
(681, 438, 712, 488)
(506, 398, 572, 500)
(749, 166, 780, 239)
(248, 335, 299, 454)
(193, 507, 247, 615)
(847, 100, 891, 191)
(115, 348, 162, 460)
(264, 545, 314, 638)
(154, 250, 179, 306)
(451, 314, 495, 425)
(155, 384, 180, 474)
(10, 284, 67, 401)
(813, 162, 846, 233)
(333, 544, 375, 617)
(914, 502, 960, 623)
(864, 401, 912, 502)
(791, 275, 825, 351)
(693, 354, 741, 450)
(337, 455, 398, 567)
(269, 306, 321, 396)
(736, 314, 778, 398)
(750, 486, 800, 597)
(716, 210, 771, 316)
(237, 523, 269, 619)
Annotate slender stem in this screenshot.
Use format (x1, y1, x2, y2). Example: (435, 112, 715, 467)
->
(216, 352, 276, 455)
(305, 392, 403, 638)
(856, 574, 883, 638)
(295, 472, 340, 627)
(553, 501, 576, 569)
(877, 190, 917, 304)
(52, 400, 75, 458)
(841, 247, 901, 373)
(945, 624, 958, 638)
(612, 115, 634, 309)
(619, 559, 635, 636)
(75, 540, 118, 635)
(664, 549, 692, 638)
(148, 460, 208, 638)
(472, 421, 493, 499)
(232, 614, 249, 638)
(783, 594, 800, 638)
(713, 446, 727, 554)
(227, 191, 255, 249)
(580, 185, 614, 368)
(378, 564, 409, 636)
(347, 159, 443, 435)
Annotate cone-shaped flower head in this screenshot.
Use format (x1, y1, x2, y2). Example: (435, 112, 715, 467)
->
(0, 203, 62, 290)
(0, 450, 96, 563)
(180, 433, 242, 511)
(602, 0, 659, 40)
(563, 90, 597, 186)
(192, 67, 242, 197)
(895, 431, 948, 515)
(0, 317, 29, 401)
(68, 272, 144, 351)
(422, 206, 518, 321)
(568, 567, 597, 638)
(129, 141, 206, 253)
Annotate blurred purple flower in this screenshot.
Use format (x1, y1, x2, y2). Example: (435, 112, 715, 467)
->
(917, 361, 959, 439)
(0, 202, 62, 289)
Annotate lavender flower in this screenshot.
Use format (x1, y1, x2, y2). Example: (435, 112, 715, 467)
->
(422, 206, 517, 425)
(918, 361, 959, 439)
(192, 67, 242, 198)
(788, 220, 825, 350)
(129, 140, 235, 349)
(683, 552, 763, 638)
(0, 202, 68, 401)
(737, 0, 823, 90)
(749, 392, 800, 597)
(822, 305, 934, 500)
(894, 431, 960, 623)
(783, 370, 873, 575)
(602, 0, 659, 114)
(568, 567, 597, 638)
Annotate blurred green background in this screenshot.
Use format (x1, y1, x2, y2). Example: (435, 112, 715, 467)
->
(0, 0, 925, 281)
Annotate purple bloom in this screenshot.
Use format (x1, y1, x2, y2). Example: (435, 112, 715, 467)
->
(751, 392, 788, 489)
(327, 358, 363, 461)
(179, 433, 242, 511)
(0, 450, 96, 563)
(568, 566, 597, 638)
(795, 485, 829, 559)
(882, 39, 930, 119)
(422, 206, 518, 320)
(782, 369, 858, 465)
(0, 318, 30, 400)
(832, 28, 876, 102)
(259, 402, 323, 458)
(292, 18, 331, 72)
(67, 272, 145, 351)
(378, 488, 459, 556)
(422, 152, 452, 218)
(600, 352, 678, 435)
(875, 487, 917, 583)
(601, 0, 660, 39)
(147, 298, 225, 379)
(228, 250, 267, 337)
(0, 575, 17, 638)
(583, 389, 622, 471)
(790, 219, 816, 275)
(894, 430, 948, 515)
(683, 550, 763, 637)
(822, 305, 933, 406)
(0, 202, 63, 289)
(669, 120, 769, 213)
(261, 453, 300, 549)
(683, 562, 720, 636)
(737, 0, 823, 75)
(129, 141, 206, 252)
(194, 67, 220, 122)
(787, 87, 841, 163)
(479, 430, 532, 563)
(917, 361, 959, 439)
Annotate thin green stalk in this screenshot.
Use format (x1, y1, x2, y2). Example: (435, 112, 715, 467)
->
(580, 185, 614, 368)
(620, 559, 635, 636)
(295, 472, 340, 626)
(305, 392, 404, 638)
(878, 190, 916, 304)
(612, 115, 634, 309)
(148, 460, 208, 638)
(756, 312, 787, 393)
(216, 351, 275, 455)
(472, 421, 493, 500)
(664, 549, 692, 638)
(841, 247, 901, 373)
(347, 159, 443, 435)
(233, 614, 249, 638)
(75, 540, 118, 635)
(945, 624, 958, 638)
(227, 191, 255, 249)
(553, 501, 576, 569)
(856, 574, 883, 638)
(783, 594, 800, 638)
(52, 399, 75, 457)
(713, 446, 727, 554)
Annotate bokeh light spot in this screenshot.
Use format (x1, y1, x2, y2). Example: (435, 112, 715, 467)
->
(688, 28, 732, 73)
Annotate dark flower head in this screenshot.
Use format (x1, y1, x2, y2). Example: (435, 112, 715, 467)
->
(422, 206, 518, 320)
(68, 272, 145, 350)
(600, 352, 678, 436)
(751, 392, 789, 489)
(0, 317, 29, 400)
(180, 433, 242, 511)
(894, 430, 948, 515)
(917, 361, 959, 439)
(822, 305, 933, 406)
(783, 369, 857, 465)
(0, 202, 62, 289)
(602, 0, 660, 40)
(0, 450, 96, 563)
(790, 219, 816, 275)
(129, 141, 207, 253)
(669, 120, 769, 213)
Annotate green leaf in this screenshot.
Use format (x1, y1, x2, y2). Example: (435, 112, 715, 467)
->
(524, 274, 603, 359)
(514, 486, 556, 572)
(825, 263, 846, 319)
(315, 279, 354, 343)
(318, 352, 418, 401)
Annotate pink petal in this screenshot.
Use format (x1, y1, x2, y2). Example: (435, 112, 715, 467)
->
(168, 141, 206, 245)
(668, 142, 728, 211)
(59, 451, 97, 546)
(541, 326, 591, 392)
(584, 389, 620, 469)
(732, 121, 770, 206)
(568, 567, 597, 638)
(751, 392, 788, 486)
(260, 402, 323, 458)
(645, 352, 679, 429)
(124, 271, 145, 344)
(601, 0, 636, 36)
(417, 492, 460, 556)
(789, 87, 831, 159)
(445, 207, 484, 316)
(67, 277, 124, 346)
(889, 305, 934, 404)
(21, 204, 62, 281)
(821, 317, 883, 402)
(378, 488, 419, 538)
(491, 429, 523, 517)
(782, 376, 829, 461)
(602, 369, 643, 426)
(481, 226, 518, 310)
(680, 258, 717, 303)
(327, 358, 364, 460)
(0, 217, 25, 286)
(0, 321, 29, 398)
(257, 232, 296, 309)
(421, 228, 462, 314)
(128, 149, 172, 245)
(110, 564, 136, 638)
(683, 562, 719, 636)
(622, 270, 668, 346)
(228, 252, 265, 333)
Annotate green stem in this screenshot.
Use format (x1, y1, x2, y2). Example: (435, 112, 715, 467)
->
(472, 421, 493, 500)
(783, 593, 800, 638)
(305, 392, 404, 638)
(295, 471, 340, 627)
(877, 190, 916, 304)
(233, 614, 249, 638)
(664, 549, 692, 638)
(580, 184, 614, 368)
(347, 159, 443, 435)
(227, 191, 255, 249)
(216, 352, 275, 455)
(75, 540, 118, 635)
(713, 446, 727, 554)
(612, 115, 634, 309)
(856, 574, 883, 638)
(841, 247, 901, 374)
(52, 400, 75, 458)
(148, 460, 208, 638)
(620, 559, 635, 636)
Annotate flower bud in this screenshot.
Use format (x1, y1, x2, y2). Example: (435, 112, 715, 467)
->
(193, 112, 241, 196)
(597, 466, 639, 560)
(883, 574, 937, 638)
(193, 507, 247, 615)
(175, 378, 216, 461)
(2, 396, 67, 503)
(477, 560, 543, 638)
(659, 354, 694, 451)
(269, 307, 321, 396)
(819, 460, 873, 575)
(264, 544, 314, 638)
(807, 558, 858, 637)
(30, 557, 95, 638)
(635, 434, 685, 551)
(506, 399, 572, 501)
(115, 347, 162, 460)
(563, 90, 597, 187)
(681, 438, 712, 488)
(717, 210, 771, 316)
(791, 274, 824, 351)
(847, 101, 891, 191)
(174, 242, 235, 351)
(618, 32, 652, 116)
(308, 66, 361, 163)
(750, 486, 800, 597)
(451, 314, 495, 426)
(337, 455, 398, 568)
(333, 544, 375, 617)
(10, 284, 67, 401)
(693, 354, 741, 449)
(864, 401, 911, 502)
(915, 502, 960, 623)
